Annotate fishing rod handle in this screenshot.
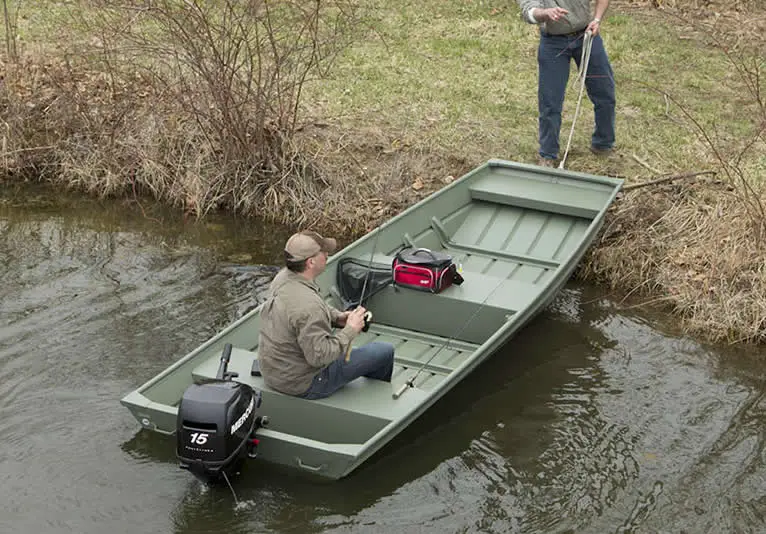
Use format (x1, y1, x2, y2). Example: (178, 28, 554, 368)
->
(392, 382, 409, 399)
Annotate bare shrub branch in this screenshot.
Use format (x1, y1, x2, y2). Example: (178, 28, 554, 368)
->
(49, 0, 362, 219)
(99, 0, 354, 164)
(622, 5, 766, 244)
(2, 0, 19, 62)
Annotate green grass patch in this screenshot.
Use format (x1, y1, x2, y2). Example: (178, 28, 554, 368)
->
(299, 1, 763, 179)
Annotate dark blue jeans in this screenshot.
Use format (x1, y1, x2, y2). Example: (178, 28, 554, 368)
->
(300, 342, 395, 400)
(537, 31, 616, 160)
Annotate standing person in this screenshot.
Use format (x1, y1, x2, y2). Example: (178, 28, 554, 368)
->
(516, 0, 616, 166)
(258, 230, 395, 400)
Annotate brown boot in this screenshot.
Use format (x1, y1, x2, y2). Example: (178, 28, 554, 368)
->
(590, 146, 613, 157)
(537, 157, 556, 168)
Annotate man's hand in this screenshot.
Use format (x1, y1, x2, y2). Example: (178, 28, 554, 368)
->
(535, 7, 568, 22)
(335, 311, 351, 327)
(346, 307, 367, 333)
(586, 19, 601, 36)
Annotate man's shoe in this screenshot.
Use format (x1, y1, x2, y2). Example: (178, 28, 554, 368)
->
(590, 146, 613, 156)
(537, 157, 556, 168)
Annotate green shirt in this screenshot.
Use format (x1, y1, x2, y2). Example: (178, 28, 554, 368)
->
(258, 268, 357, 395)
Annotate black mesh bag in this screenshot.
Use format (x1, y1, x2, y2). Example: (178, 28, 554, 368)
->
(336, 258, 392, 310)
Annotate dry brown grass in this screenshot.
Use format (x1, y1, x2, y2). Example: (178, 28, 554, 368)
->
(0, 56, 455, 232)
(0, 55, 438, 232)
(2, 0, 373, 227)
(583, 177, 766, 343)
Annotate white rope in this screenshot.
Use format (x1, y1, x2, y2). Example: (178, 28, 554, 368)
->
(558, 31, 593, 170)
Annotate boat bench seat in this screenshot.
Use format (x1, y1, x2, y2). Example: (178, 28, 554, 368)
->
(191, 347, 429, 444)
(469, 172, 608, 219)
(365, 270, 540, 344)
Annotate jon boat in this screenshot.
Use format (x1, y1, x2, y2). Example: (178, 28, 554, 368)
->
(121, 159, 622, 480)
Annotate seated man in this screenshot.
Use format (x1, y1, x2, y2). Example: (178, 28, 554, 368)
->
(258, 230, 395, 400)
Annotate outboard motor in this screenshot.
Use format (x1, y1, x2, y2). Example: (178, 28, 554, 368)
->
(176, 343, 266, 483)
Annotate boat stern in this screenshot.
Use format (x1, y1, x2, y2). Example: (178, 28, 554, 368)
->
(121, 390, 178, 435)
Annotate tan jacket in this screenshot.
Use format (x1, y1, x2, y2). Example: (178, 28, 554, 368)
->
(258, 268, 357, 395)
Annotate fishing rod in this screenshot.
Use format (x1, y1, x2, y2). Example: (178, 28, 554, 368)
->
(358, 225, 382, 311)
(345, 225, 381, 362)
(392, 275, 509, 399)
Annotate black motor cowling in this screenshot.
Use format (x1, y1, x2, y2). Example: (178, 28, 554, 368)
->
(176, 344, 264, 483)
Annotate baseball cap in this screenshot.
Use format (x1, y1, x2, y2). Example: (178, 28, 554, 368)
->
(284, 230, 337, 261)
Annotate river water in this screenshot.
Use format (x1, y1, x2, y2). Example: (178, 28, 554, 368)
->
(1, 184, 765, 534)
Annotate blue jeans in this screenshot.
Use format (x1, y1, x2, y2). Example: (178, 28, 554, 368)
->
(538, 31, 616, 160)
(300, 342, 395, 400)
